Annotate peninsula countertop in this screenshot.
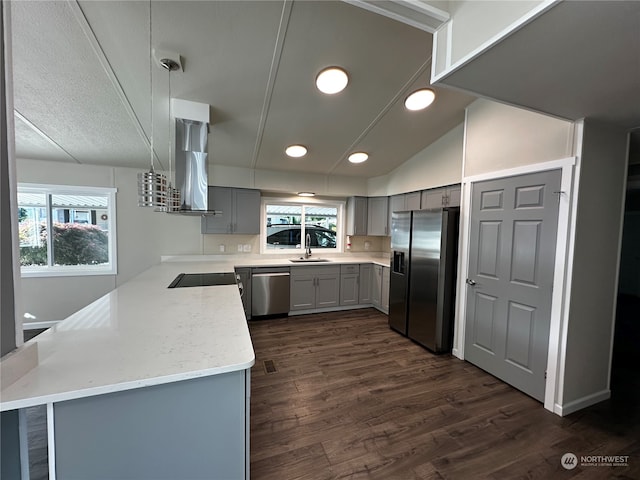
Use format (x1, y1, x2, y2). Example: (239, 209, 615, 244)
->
(0, 254, 390, 411)
(0, 261, 254, 411)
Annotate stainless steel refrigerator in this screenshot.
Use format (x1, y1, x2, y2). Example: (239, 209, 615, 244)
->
(389, 208, 459, 353)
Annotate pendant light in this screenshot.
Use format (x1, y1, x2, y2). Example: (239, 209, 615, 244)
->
(161, 57, 181, 212)
(137, 0, 167, 208)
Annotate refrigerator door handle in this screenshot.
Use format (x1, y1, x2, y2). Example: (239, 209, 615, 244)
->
(466, 278, 477, 286)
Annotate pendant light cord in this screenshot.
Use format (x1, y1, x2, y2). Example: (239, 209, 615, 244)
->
(149, 0, 154, 172)
(168, 68, 172, 186)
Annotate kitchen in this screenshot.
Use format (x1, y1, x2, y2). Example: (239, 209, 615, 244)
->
(2, 1, 639, 479)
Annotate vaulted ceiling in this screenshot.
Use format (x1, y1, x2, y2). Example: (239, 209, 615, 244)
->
(10, 0, 476, 179)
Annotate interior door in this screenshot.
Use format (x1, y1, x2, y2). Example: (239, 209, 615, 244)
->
(464, 169, 561, 402)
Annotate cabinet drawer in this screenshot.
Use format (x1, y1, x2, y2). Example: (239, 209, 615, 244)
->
(291, 265, 340, 276)
(340, 264, 359, 275)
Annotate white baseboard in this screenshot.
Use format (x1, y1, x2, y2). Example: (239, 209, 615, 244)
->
(554, 389, 611, 416)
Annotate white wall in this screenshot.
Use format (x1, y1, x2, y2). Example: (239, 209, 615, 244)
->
(560, 120, 628, 410)
(368, 123, 464, 196)
(210, 164, 368, 197)
(464, 98, 574, 176)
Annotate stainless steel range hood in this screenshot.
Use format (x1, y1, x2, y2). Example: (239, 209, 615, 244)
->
(172, 116, 220, 215)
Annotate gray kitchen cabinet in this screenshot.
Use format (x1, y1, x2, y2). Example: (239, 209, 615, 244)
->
(381, 266, 390, 313)
(290, 265, 340, 311)
(389, 192, 421, 228)
(420, 185, 461, 209)
(371, 264, 390, 313)
(234, 268, 251, 320)
(340, 264, 360, 306)
(448, 186, 461, 207)
(367, 196, 389, 236)
(405, 192, 422, 210)
(346, 196, 368, 236)
(201, 187, 260, 234)
(358, 263, 373, 304)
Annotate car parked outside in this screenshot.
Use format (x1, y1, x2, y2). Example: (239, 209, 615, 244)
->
(266, 224, 336, 249)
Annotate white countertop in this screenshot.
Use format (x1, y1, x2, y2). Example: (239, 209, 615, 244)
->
(0, 254, 389, 411)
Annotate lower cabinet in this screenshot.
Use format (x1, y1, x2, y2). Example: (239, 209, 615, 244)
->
(372, 264, 390, 314)
(290, 266, 340, 311)
(381, 266, 390, 313)
(359, 263, 373, 304)
(340, 264, 360, 306)
(234, 268, 251, 320)
(290, 263, 387, 314)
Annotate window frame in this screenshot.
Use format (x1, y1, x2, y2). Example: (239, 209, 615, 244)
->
(260, 196, 344, 255)
(18, 183, 118, 277)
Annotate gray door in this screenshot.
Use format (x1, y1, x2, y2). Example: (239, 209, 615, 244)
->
(465, 169, 561, 402)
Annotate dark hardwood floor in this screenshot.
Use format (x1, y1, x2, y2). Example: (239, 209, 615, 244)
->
(249, 308, 640, 480)
(23, 305, 639, 479)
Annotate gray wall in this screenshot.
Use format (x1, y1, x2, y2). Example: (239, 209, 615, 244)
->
(561, 120, 628, 405)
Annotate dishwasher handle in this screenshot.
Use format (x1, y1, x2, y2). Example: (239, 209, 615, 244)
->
(251, 272, 290, 277)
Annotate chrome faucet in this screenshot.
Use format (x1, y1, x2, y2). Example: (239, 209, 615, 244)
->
(305, 233, 312, 258)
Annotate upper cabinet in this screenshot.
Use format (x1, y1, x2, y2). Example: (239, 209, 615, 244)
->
(420, 185, 461, 209)
(367, 196, 389, 236)
(346, 196, 389, 236)
(389, 192, 421, 227)
(201, 187, 261, 234)
(346, 197, 368, 236)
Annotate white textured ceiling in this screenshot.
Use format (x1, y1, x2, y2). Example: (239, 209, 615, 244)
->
(10, 0, 475, 179)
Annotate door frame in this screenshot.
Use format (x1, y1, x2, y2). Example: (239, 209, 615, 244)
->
(454, 155, 578, 415)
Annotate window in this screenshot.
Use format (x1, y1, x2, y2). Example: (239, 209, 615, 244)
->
(18, 184, 117, 277)
(262, 199, 343, 254)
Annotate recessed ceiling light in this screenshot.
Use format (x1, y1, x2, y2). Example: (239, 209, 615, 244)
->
(316, 67, 349, 94)
(285, 145, 308, 158)
(404, 88, 436, 111)
(298, 192, 315, 197)
(348, 152, 368, 164)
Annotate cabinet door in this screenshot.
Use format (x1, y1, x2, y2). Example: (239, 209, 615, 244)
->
(421, 187, 447, 209)
(346, 197, 368, 236)
(372, 265, 382, 308)
(381, 266, 390, 313)
(339, 274, 359, 306)
(388, 195, 405, 233)
(233, 189, 261, 234)
(359, 264, 373, 304)
(367, 196, 389, 236)
(201, 187, 233, 233)
(405, 192, 421, 210)
(447, 185, 461, 207)
(290, 274, 315, 311)
(316, 274, 340, 308)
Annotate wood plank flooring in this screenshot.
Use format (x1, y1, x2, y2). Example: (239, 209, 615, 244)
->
(249, 308, 640, 480)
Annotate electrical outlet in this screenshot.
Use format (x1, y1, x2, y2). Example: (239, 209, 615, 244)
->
(243, 244, 251, 252)
(219, 244, 225, 253)
(364, 241, 371, 250)
(237, 244, 243, 252)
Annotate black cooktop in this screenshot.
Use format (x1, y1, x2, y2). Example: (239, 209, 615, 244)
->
(168, 272, 237, 288)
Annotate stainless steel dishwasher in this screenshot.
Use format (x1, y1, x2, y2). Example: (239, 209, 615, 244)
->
(251, 267, 290, 317)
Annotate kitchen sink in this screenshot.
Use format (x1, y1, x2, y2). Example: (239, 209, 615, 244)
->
(289, 258, 331, 263)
